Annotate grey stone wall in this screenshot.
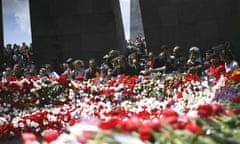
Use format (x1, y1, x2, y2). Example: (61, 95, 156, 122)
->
(140, 0, 240, 56)
(30, 0, 124, 67)
(0, 0, 3, 69)
(130, 0, 145, 41)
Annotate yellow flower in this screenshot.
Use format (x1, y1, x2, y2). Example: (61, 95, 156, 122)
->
(231, 68, 240, 77)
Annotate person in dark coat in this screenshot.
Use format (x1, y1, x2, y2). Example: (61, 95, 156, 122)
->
(84, 58, 100, 80)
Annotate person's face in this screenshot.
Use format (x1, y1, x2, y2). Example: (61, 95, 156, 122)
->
(39, 69, 46, 76)
(89, 60, 95, 68)
(46, 66, 52, 72)
(111, 60, 118, 67)
(189, 53, 198, 61)
(161, 50, 170, 58)
(107, 69, 112, 76)
(204, 61, 211, 68)
(205, 52, 211, 60)
(118, 59, 125, 67)
(173, 47, 180, 56)
(5, 68, 12, 75)
(136, 36, 140, 41)
(13, 65, 20, 72)
(128, 56, 134, 63)
(219, 54, 226, 62)
(148, 52, 154, 59)
(75, 63, 83, 70)
(210, 57, 216, 64)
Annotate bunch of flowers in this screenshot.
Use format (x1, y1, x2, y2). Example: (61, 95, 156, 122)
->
(0, 69, 239, 143)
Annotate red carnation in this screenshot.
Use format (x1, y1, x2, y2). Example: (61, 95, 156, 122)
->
(164, 116, 178, 125)
(98, 118, 119, 130)
(177, 92, 183, 98)
(123, 116, 141, 131)
(161, 109, 178, 117)
(197, 104, 222, 117)
(230, 75, 240, 82)
(138, 124, 151, 141)
(42, 129, 59, 143)
(147, 118, 163, 130)
(231, 97, 240, 103)
(197, 104, 213, 117)
(233, 107, 240, 114)
(184, 73, 199, 82)
(57, 73, 70, 88)
(69, 118, 76, 126)
(184, 123, 202, 134)
(211, 104, 222, 114)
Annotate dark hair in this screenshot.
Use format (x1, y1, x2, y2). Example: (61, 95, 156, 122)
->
(220, 49, 234, 60)
(160, 45, 170, 52)
(207, 53, 220, 61)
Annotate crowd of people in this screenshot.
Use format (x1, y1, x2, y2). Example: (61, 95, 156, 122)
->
(1, 36, 239, 81)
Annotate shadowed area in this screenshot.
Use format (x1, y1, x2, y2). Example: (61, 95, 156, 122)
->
(29, 0, 124, 67)
(140, 0, 240, 56)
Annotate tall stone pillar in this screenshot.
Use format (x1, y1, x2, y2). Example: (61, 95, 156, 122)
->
(0, 0, 4, 70)
(130, 0, 145, 41)
(114, 0, 126, 53)
(29, 0, 124, 68)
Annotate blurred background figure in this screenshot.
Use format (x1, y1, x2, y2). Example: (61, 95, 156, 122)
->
(112, 55, 137, 76)
(45, 64, 59, 79)
(72, 59, 85, 81)
(170, 46, 186, 73)
(84, 58, 100, 80)
(186, 47, 202, 75)
(219, 49, 239, 73)
(207, 53, 225, 79)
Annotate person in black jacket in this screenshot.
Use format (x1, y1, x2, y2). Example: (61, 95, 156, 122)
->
(84, 58, 100, 80)
(112, 55, 137, 76)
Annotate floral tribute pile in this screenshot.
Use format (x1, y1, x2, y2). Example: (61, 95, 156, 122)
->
(1, 69, 240, 144)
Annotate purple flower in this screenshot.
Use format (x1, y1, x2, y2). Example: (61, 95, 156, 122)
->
(214, 86, 238, 101)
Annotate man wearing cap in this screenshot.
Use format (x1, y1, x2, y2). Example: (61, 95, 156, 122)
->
(63, 57, 75, 79)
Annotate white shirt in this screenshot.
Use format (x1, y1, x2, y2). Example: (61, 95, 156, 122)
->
(225, 60, 239, 73)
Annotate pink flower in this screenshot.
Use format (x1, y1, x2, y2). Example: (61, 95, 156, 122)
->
(21, 132, 38, 144)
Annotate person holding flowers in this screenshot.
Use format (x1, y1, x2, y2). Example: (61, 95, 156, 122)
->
(207, 52, 225, 80)
(84, 58, 101, 80)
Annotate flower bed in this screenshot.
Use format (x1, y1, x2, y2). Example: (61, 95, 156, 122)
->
(1, 70, 240, 143)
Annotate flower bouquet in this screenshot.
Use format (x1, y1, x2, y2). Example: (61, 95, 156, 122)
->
(0, 69, 239, 143)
